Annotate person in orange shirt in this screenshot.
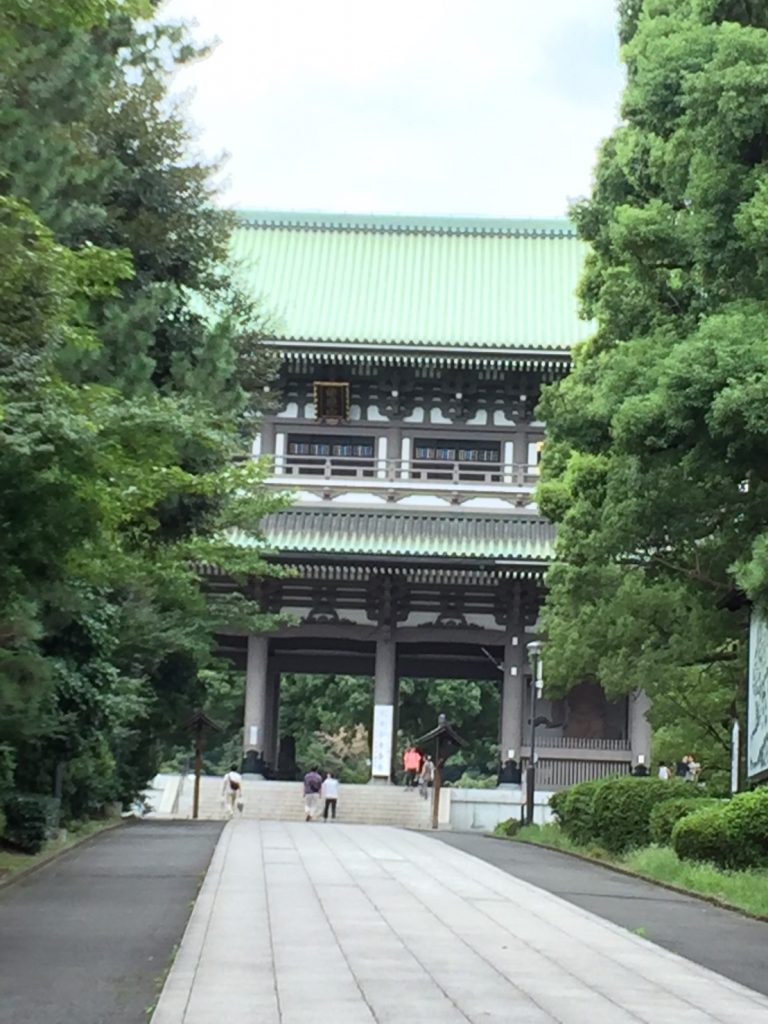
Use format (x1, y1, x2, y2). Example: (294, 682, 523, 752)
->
(403, 746, 422, 789)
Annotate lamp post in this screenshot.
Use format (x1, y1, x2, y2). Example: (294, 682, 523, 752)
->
(526, 641, 544, 826)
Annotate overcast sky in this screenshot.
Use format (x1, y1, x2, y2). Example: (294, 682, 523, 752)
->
(161, 0, 624, 219)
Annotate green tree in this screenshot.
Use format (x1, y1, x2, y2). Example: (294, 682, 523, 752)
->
(0, 5, 282, 818)
(275, 674, 500, 778)
(539, 0, 768, 779)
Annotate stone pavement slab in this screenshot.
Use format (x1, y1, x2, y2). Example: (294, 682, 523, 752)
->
(152, 821, 768, 1024)
(433, 831, 768, 998)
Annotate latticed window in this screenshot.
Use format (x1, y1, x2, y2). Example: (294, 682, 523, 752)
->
(313, 382, 350, 420)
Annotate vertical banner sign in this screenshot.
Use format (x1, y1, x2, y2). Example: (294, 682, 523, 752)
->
(748, 607, 768, 783)
(371, 704, 394, 778)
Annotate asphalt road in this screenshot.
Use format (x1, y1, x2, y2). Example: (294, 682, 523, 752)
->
(432, 832, 768, 997)
(0, 820, 224, 1024)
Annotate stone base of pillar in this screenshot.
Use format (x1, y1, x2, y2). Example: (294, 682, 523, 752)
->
(241, 750, 267, 777)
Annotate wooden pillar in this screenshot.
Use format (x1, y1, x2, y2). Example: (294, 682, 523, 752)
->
(263, 668, 281, 770)
(243, 634, 268, 775)
(500, 632, 525, 761)
(512, 429, 528, 481)
(629, 689, 652, 766)
(371, 635, 397, 782)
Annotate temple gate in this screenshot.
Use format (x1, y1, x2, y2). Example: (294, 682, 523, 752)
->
(209, 211, 652, 785)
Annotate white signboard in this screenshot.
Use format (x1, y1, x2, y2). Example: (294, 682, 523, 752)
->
(249, 725, 259, 747)
(371, 704, 394, 778)
(748, 608, 768, 783)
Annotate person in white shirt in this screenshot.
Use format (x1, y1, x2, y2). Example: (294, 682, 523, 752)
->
(321, 772, 339, 821)
(657, 762, 670, 780)
(222, 766, 243, 817)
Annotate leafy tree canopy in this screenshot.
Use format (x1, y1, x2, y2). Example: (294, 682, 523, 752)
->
(0, 3, 281, 820)
(539, 0, 768, 776)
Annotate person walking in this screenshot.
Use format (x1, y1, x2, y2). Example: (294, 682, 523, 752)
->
(675, 754, 690, 778)
(303, 766, 323, 821)
(403, 746, 421, 789)
(418, 754, 434, 799)
(321, 771, 339, 821)
(657, 761, 670, 780)
(222, 766, 243, 818)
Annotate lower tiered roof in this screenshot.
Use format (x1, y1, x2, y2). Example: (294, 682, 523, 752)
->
(231, 509, 554, 565)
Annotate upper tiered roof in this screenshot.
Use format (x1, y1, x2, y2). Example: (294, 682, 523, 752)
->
(232, 210, 590, 353)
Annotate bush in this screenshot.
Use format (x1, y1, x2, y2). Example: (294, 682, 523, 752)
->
(549, 779, 607, 845)
(493, 817, 522, 837)
(448, 771, 498, 789)
(672, 804, 731, 865)
(673, 788, 768, 870)
(3, 793, 56, 854)
(649, 797, 721, 846)
(592, 777, 704, 853)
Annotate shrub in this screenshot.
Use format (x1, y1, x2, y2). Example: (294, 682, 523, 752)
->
(672, 804, 731, 865)
(722, 788, 768, 868)
(649, 797, 721, 846)
(3, 794, 55, 854)
(449, 772, 498, 789)
(673, 788, 768, 870)
(592, 777, 703, 853)
(549, 779, 607, 845)
(493, 817, 522, 837)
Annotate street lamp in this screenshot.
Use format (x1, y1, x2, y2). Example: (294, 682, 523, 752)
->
(526, 641, 544, 826)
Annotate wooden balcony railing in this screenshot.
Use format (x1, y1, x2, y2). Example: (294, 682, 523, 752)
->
(536, 737, 631, 751)
(269, 454, 539, 487)
(520, 757, 631, 789)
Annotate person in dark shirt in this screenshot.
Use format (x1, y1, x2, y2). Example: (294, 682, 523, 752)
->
(303, 766, 323, 821)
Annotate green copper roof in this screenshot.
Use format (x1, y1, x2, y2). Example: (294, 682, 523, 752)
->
(232, 509, 555, 562)
(232, 210, 590, 351)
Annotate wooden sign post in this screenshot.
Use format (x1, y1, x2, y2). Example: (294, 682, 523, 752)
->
(413, 715, 467, 831)
(186, 709, 222, 820)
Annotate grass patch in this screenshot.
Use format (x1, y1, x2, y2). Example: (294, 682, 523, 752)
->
(510, 823, 768, 918)
(0, 817, 121, 883)
(515, 824, 613, 860)
(623, 845, 768, 918)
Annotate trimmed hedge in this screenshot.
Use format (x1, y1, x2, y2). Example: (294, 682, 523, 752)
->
(673, 788, 768, 870)
(549, 779, 607, 845)
(3, 794, 52, 853)
(649, 797, 721, 846)
(592, 777, 704, 853)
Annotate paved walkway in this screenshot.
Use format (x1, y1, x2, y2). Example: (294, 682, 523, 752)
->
(0, 821, 223, 1024)
(152, 822, 768, 1023)
(434, 832, 768, 997)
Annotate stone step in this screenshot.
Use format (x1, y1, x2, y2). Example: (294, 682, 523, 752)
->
(163, 776, 435, 828)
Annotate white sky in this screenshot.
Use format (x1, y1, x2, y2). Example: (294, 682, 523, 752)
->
(161, 0, 624, 219)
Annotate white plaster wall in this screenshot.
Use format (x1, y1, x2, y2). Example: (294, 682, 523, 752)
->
(330, 492, 388, 505)
(429, 407, 452, 424)
(395, 494, 451, 508)
(493, 410, 516, 426)
(447, 787, 555, 831)
(460, 497, 513, 511)
(403, 408, 425, 423)
(276, 402, 299, 419)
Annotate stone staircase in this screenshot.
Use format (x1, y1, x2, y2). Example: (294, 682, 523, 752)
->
(162, 775, 435, 829)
